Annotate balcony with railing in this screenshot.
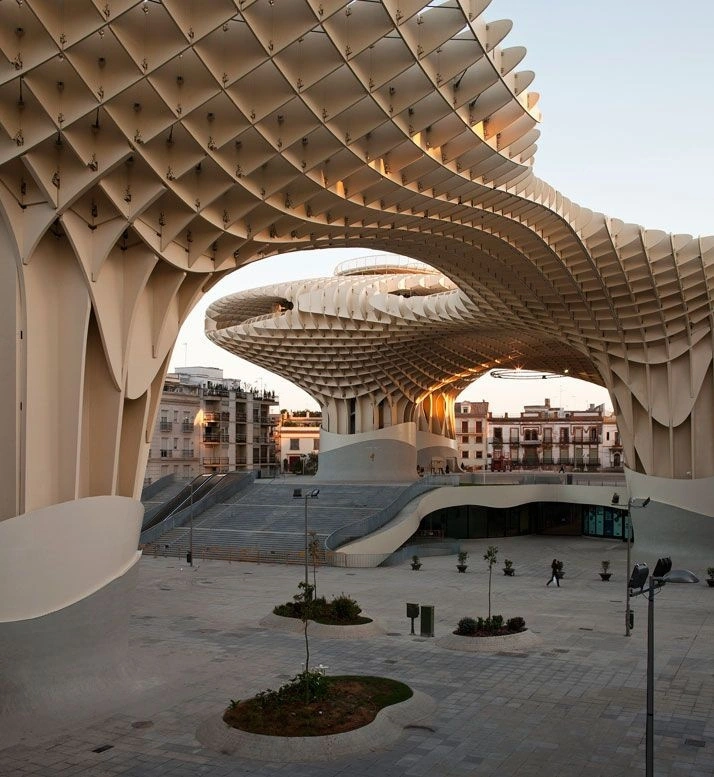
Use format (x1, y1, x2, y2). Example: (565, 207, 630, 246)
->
(181, 422, 193, 433)
(203, 385, 229, 397)
(159, 421, 172, 432)
(203, 457, 229, 467)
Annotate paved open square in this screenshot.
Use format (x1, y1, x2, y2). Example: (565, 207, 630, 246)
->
(2, 535, 713, 776)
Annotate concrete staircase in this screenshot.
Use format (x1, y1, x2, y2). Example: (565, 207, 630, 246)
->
(143, 482, 407, 563)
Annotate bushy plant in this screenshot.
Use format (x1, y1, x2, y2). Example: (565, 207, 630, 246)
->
(503, 558, 513, 570)
(331, 593, 362, 621)
(273, 586, 365, 625)
(707, 567, 714, 579)
(255, 670, 328, 709)
(456, 614, 525, 636)
(456, 617, 477, 636)
(601, 560, 611, 573)
(457, 551, 469, 565)
(506, 616, 526, 632)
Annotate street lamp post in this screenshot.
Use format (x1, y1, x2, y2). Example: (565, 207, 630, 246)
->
(294, 488, 320, 594)
(628, 559, 699, 777)
(613, 494, 650, 636)
(189, 409, 206, 568)
(189, 480, 194, 566)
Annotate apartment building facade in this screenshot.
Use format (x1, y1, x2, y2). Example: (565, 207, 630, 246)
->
(454, 400, 489, 471)
(488, 399, 619, 471)
(277, 411, 322, 473)
(145, 367, 279, 483)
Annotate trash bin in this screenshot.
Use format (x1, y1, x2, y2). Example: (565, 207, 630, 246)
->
(186, 551, 192, 564)
(420, 605, 435, 637)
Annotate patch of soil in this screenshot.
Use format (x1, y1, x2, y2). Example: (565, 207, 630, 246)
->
(454, 627, 527, 637)
(310, 614, 372, 626)
(273, 603, 371, 626)
(223, 676, 412, 737)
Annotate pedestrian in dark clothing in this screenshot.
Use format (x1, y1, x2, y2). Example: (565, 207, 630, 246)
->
(547, 558, 560, 587)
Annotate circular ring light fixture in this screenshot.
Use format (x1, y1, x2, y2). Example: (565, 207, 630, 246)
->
(490, 369, 568, 380)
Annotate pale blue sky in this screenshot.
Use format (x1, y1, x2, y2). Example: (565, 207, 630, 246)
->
(171, 0, 713, 413)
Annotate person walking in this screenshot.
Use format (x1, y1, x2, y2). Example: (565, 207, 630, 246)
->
(547, 558, 560, 587)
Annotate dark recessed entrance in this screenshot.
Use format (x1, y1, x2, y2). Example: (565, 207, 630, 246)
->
(418, 502, 625, 539)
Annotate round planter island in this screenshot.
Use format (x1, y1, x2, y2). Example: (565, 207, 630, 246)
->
(259, 611, 386, 639)
(196, 688, 436, 761)
(437, 628, 541, 653)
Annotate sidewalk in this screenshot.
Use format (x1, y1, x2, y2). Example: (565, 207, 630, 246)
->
(2, 534, 712, 776)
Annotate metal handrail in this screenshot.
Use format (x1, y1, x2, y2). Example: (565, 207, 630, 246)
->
(324, 480, 437, 551)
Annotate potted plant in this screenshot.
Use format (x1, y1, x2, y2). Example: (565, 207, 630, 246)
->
(706, 567, 714, 587)
(599, 560, 612, 581)
(411, 554, 422, 571)
(456, 551, 468, 573)
(503, 559, 515, 576)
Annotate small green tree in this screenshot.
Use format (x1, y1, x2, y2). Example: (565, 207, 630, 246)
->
(484, 545, 498, 619)
(294, 580, 314, 702)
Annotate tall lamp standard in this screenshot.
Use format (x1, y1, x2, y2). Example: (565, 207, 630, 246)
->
(189, 409, 206, 567)
(612, 493, 650, 636)
(188, 479, 194, 567)
(628, 559, 698, 777)
(294, 488, 320, 594)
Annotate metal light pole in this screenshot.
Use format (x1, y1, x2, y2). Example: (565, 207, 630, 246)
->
(189, 409, 205, 568)
(303, 493, 309, 591)
(614, 494, 650, 636)
(295, 488, 320, 592)
(629, 562, 698, 777)
(645, 575, 655, 776)
(189, 480, 194, 567)
(625, 505, 631, 635)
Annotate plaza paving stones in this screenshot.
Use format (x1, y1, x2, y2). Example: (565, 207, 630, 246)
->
(2, 534, 713, 776)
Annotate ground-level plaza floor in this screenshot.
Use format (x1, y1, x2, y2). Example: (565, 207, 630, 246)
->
(2, 535, 712, 777)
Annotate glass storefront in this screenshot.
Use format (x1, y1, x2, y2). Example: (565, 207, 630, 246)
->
(419, 502, 626, 540)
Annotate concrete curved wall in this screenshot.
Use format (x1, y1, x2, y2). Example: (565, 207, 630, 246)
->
(623, 469, 714, 571)
(625, 469, 714, 518)
(416, 431, 457, 471)
(0, 561, 138, 719)
(0, 496, 143, 718)
(318, 424, 417, 482)
(0, 497, 143, 621)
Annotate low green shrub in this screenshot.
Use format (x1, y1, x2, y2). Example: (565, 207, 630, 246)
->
(456, 617, 477, 635)
(273, 587, 367, 625)
(489, 614, 504, 630)
(331, 594, 362, 621)
(455, 614, 526, 636)
(255, 670, 328, 708)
